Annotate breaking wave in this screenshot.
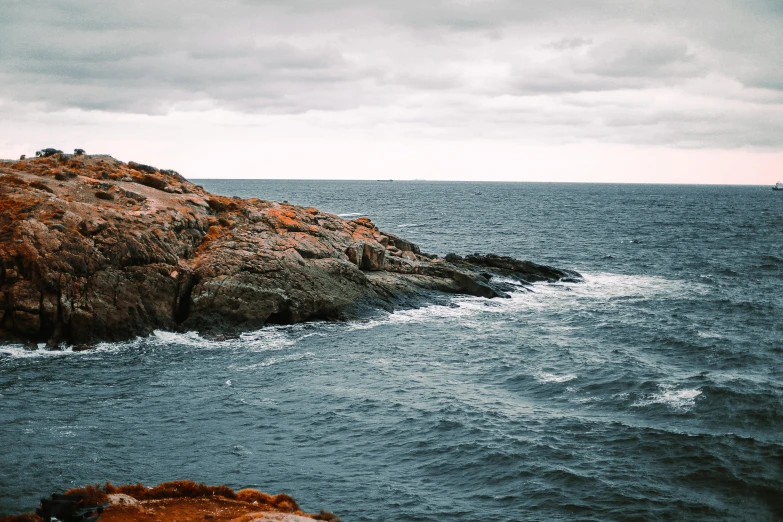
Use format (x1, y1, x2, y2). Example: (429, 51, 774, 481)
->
(632, 384, 703, 412)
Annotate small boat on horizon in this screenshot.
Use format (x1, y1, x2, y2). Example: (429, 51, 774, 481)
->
(773, 181, 783, 191)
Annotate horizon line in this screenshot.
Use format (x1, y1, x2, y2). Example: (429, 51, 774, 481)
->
(188, 178, 776, 187)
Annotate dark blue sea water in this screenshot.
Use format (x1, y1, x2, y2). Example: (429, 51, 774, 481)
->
(2, 181, 782, 521)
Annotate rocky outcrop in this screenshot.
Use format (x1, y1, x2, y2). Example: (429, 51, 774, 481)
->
(0, 153, 580, 346)
(0, 480, 338, 521)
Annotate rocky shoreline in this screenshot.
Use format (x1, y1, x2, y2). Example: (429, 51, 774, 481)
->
(0, 152, 580, 346)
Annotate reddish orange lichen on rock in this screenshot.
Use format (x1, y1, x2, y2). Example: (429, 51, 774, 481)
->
(2, 480, 341, 522)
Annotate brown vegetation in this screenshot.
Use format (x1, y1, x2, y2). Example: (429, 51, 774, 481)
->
(1, 480, 340, 522)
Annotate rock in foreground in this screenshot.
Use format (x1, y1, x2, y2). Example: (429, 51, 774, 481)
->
(0, 153, 580, 345)
(0, 480, 338, 522)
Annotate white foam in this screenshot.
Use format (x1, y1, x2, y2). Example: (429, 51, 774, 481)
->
(0, 272, 698, 360)
(0, 343, 125, 360)
(0, 324, 329, 361)
(569, 395, 603, 404)
(338, 212, 365, 218)
(151, 327, 317, 353)
(343, 271, 694, 334)
(537, 272, 695, 299)
(535, 372, 577, 384)
(0, 345, 61, 359)
(491, 272, 705, 319)
(397, 223, 425, 228)
(231, 351, 314, 371)
(346, 300, 481, 331)
(633, 384, 702, 412)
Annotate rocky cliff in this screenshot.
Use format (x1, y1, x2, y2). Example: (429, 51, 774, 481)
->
(0, 153, 580, 346)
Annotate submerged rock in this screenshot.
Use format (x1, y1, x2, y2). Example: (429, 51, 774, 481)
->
(0, 153, 580, 345)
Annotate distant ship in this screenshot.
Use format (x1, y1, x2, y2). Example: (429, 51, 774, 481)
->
(773, 182, 783, 191)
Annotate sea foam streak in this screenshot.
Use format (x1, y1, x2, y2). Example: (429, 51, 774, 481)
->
(535, 372, 577, 384)
(0, 272, 697, 359)
(231, 351, 315, 372)
(633, 384, 702, 412)
(152, 327, 323, 353)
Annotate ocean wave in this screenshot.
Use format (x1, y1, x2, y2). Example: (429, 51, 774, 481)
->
(230, 351, 314, 371)
(0, 340, 129, 360)
(0, 272, 705, 360)
(337, 212, 365, 218)
(632, 384, 702, 412)
(152, 327, 325, 354)
(397, 223, 426, 228)
(0, 325, 326, 361)
(759, 254, 782, 264)
(535, 372, 577, 384)
(0, 344, 61, 359)
(557, 272, 697, 299)
(348, 272, 697, 333)
(346, 301, 482, 331)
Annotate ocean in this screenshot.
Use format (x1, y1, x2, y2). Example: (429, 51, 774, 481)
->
(1, 181, 782, 521)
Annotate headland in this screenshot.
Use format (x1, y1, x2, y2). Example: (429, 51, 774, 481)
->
(0, 150, 580, 346)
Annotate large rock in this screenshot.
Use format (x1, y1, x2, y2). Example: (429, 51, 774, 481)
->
(446, 253, 583, 284)
(0, 153, 581, 344)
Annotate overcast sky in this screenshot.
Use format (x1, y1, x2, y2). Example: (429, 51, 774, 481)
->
(1, 0, 782, 183)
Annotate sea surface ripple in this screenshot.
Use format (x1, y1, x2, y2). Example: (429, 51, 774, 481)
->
(1, 182, 782, 521)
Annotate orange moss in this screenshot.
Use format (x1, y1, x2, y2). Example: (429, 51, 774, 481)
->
(1, 174, 28, 186)
(0, 196, 40, 240)
(235, 489, 299, 512)
(264, 207, 306, 231)
(207, 196, 239, 213)
(352, 217, 375, 230)
(63, 483, 109, 506)
(105, 480, 238, 501)
(36, 480, 343, 521)
(196, 225, 225, 253)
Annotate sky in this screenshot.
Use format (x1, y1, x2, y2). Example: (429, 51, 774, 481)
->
(1, 0, 782, 183)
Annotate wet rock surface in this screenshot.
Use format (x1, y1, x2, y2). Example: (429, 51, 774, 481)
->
(0, 153, 581, 345)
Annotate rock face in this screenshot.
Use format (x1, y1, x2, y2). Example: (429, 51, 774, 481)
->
(0, 153, 581, 345)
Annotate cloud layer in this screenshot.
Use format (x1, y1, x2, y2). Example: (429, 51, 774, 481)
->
(1, 0, 782, 148)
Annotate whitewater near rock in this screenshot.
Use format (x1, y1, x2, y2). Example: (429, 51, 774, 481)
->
(0, 153, 580, 345)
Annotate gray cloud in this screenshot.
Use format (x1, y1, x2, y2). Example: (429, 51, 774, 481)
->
(544, 37, 592, 51)
(583, 39, 699, 78)
(0, 0, 782, 147)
